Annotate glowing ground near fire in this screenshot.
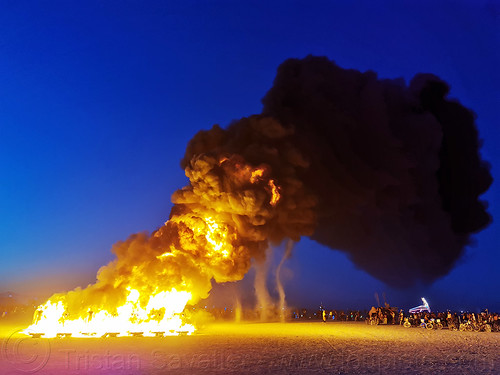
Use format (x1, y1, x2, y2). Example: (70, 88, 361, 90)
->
(2, 321, 499, 374)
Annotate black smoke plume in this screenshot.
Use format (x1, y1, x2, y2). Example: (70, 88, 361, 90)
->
(184, 55, 492, 287)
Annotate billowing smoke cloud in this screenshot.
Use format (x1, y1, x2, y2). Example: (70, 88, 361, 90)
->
(184, 55, 492, 287)
(36, 56, 491, 325)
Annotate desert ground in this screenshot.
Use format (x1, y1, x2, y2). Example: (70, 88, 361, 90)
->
(1, 319, 498, 374)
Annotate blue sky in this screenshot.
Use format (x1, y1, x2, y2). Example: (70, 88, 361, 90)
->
(1, 0, 498, 311)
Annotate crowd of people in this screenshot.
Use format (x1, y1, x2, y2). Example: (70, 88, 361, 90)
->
(402, 310, 500, 332)
(367, 307, 500, 332)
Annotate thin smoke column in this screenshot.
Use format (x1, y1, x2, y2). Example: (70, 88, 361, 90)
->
(276, 239, 294, 322)
(185, 55, 492, 287)
(253, 250, 273, 321)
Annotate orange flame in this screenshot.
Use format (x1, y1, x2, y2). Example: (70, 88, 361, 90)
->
(24, 288, 194, 338)
(269, 179, 281, 206)
(250, 168, 265, 183)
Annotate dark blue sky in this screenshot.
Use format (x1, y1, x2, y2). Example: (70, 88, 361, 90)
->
(1, 1, 499, 312)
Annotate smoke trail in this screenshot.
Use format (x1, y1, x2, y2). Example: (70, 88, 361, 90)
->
(253, 250, 273, 321)
(234, 294, 242, 323)
(276, 239, 294, 322)
(228, 281, 242, 322)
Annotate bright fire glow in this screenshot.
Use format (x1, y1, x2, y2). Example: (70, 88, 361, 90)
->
(23, 288, 194, 338)
(250, 168, 265, 183)
(204, 217, 231, 257)
(23, 155, 284, 338)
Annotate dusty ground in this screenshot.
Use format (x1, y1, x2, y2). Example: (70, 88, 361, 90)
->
(1, 320, 498, 374)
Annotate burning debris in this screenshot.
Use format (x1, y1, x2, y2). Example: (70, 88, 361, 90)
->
(25, 56, 491, 337)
